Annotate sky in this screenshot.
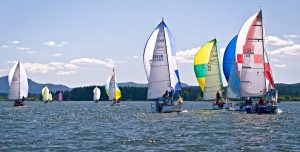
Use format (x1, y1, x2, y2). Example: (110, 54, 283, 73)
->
(0, 0, 299, 87)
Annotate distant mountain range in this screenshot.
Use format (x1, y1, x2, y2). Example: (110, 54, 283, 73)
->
(1, 75, 298, 96)
(0, 76, 190, 94)
(0, 76, 71, 94)
(117, 82, 190, 88)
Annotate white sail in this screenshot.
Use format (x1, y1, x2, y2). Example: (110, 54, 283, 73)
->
(236, 11, 266, 97)
(42, 86, 50, 101)
(49, 93, 53, 101)
(8, 61, 29, 100)
(144, 20, 181, 100)
(203, 42, 223, 100)
(109, 71, 116, 100)
(93, 86, 101, 101)
(105, 69, 121, 100)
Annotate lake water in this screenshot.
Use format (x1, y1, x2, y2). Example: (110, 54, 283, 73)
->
(0, 101, 299, 151)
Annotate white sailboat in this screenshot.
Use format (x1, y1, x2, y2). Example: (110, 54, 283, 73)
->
(143, 19, 183, 113)
(235, 10, 278, 113)
(49, 93, 53, 102)
(105, 69, 121, 106)
(42, 86, 50, 103)
(93, 86, 101, 102)
(8, 61, 29, 106)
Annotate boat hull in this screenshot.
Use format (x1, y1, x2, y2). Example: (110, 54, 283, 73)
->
(14, 101, 25, 107)
(151, 101, 182, 113)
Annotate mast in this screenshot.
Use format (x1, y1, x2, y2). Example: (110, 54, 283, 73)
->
(162, 20, 172, 89)
(18, 62, 21, 99)
(260, 10, 267, 95)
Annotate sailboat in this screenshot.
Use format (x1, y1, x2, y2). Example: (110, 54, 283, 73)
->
(143, 19, 183, 113)
(93, 86, 101, 102)
(8, 61, 29, 106)
(222, 35, 244, 111)
(42, 86, 51, 103)
(235, 10, 278, 114)
(49, 93, 53, 102)
(105, 69, 121, 106)
(194, 39, 227, 110)
(57, 91, 63, 102)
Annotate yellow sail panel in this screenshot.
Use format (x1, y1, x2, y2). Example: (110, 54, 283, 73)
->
(116, 88, 121, 100)
(194, 39, 216, 92)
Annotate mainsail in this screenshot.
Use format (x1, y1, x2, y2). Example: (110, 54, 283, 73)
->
(8, 61, 29, 100)
(93, 86, 101, 101)
(42, 86, 50, 101)
(194, 39, 223, 100)
(235, 10, 274, 97)
(223, 35, 240, 98)
(143, 19, 181, 100)
(105, 69, 121, 100)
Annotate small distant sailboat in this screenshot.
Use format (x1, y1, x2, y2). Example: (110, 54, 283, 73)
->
(8, 61, 29, 106)
(235, 10, 278, 114)
(57, 91, 63, 102)
(49, 93, 53, 102)
(143, 19, 183, 113)
(93, 86, 101, 102)
(194, 39, 227, 110)
(105, 69, 121, 106)
(42, 86, 51, 103)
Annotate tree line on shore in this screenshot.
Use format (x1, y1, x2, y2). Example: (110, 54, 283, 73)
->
(0, 84, 300, 101)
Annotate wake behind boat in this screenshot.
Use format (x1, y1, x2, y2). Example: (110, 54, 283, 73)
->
(8, 61, 29, 107)
(144, 19, 183, 113)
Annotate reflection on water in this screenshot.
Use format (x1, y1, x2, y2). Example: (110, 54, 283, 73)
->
(0, 101, 299, 151)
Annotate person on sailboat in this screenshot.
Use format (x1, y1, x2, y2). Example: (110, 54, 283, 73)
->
(258, 98, 265, 106)
(162, 90, 169, 104)
(22, 96, 25, 102)
(168, 88, 174, 105)
(216, 91, 224, 107)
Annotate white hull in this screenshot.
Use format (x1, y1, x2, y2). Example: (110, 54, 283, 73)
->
(151, 102, 182, 113)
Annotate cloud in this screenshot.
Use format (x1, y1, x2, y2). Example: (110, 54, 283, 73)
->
(45, 41, 69, 47)
(176, 47, 200, 63)
(16, 47, 30, 50)
(268, 44, 300, 56)
(271, 58, 279, 62)
(266, 36, 294, 46)
(44, 41, 56, 47)
(284, 35, 299, 38)
(24, 51, 36, 54)
(1, 45, 9, 48)
(274, 64, 287, 68)
(0, 68, 7, 73)
(64, 63, 79, 70)
(7, 40, 20, 44)
(133, 56, 139, 59)
(56, 70, 77, 75)
(23, 63, 49, 74)
(52, 53, 62, 57)
(57, 41, 69, 47)
(70, 58, 114, 67)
